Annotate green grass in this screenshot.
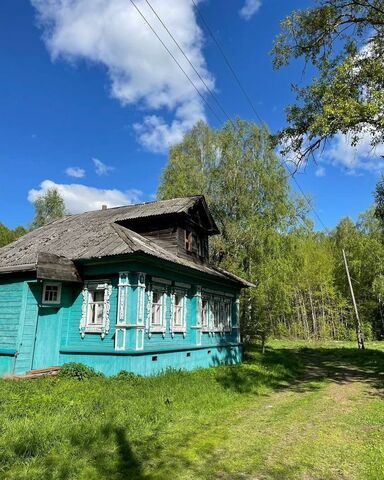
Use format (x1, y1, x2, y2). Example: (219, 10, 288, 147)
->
(1, 341, 384, 479)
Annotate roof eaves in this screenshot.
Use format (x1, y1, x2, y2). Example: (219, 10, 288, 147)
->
(0, 263, 36, 274)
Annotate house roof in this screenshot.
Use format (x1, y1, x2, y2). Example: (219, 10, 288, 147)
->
(0, 196, 252, 287)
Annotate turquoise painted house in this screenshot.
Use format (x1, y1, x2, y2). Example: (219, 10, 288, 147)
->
(0, 196, 251, 376)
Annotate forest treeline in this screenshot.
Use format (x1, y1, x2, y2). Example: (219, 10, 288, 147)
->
(159, 120, 384, 342)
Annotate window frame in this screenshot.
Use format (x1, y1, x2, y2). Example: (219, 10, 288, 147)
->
(80, 280, 112, 338)
(42, 282, 62, 305)
(150, 289, 165, 330)
(185, 229, 193, 252)
(172, 289, 187, 333)
(212, 299, 221, 330)
(200, 294, 233, 333)
(222, 300, 232, 332)
(86, 289, 106, 332)
(201, 296, 210, 330)
(146, 283, 167, 334)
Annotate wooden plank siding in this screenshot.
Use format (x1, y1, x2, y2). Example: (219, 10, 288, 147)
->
(0, 278, 25, 350)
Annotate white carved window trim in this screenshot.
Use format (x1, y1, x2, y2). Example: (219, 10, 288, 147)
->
(200, 294, 233, 333)
(222, 299, 232, 332)
(211, 299, 221, 331)
(201, 296, 210, 331)
(80, 280, 112, 339)
(146, 283, 167, 336)
(171, 289, 187, 336)
(42, 282, 62, 305)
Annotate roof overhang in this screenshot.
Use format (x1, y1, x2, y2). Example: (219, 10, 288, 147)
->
(36, 252, 82, 283)
(0, 263, 36, 275)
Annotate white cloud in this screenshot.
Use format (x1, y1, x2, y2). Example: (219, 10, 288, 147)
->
(28, 179, 142, 214)
(93, 158, 114, 176)
(324, 130, 384, 175)
(239, 0, 262, 20)
(65, 166, 86, 178)
(31, 0, 213, 152)
(315, 166, 326, 177)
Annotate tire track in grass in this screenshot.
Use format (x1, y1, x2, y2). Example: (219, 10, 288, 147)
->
(177, 357, 384, 479)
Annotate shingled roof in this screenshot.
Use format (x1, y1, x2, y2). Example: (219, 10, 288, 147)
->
(0, 196, 252, 287)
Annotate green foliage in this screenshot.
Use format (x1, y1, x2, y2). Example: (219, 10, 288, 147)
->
(159, 119, 306, 341)
(374, 175, 384, 230)
(159, 120, 384, 342)
(31, 188, 66, 229)
(113, 370, 142, 384)
(272, 0, 384, 163)
(0, 223, 27, 247)
(58, 363, 104, 380)
(1, 341, 384, 479)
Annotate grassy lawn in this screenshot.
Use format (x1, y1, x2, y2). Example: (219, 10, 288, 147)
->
(1, 340, 384, 479)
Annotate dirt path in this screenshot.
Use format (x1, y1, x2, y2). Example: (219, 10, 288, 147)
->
(180, 350, 384, 480)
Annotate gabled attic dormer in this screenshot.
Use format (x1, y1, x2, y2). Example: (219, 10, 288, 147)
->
(115, 196, 219, 264)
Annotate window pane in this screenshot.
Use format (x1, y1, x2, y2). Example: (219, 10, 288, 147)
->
(201, 300, 208, 327)
(90, 303, 104, 325)
(151, 295, 162, 325)
(173, 294, 185, 328)
(87, 288, 105, 327)
(44, 285, 59, 302)
(94, 290, 104, 302)
(153, 291, 160, 304)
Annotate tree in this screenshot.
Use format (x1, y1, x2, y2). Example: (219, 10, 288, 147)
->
(31, 188, 66, 229)
(159, 119, 306, 343)
(374, 175, 384, 230)
(0, 223, 27, 248)
(272, 0, 384, 164)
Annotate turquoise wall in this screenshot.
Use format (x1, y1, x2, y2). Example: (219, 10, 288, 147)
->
(0, 277, 27, 375)
(0, 278, 24, 350)
(0, 256, 243, 376)
(59, 344, 242, 377)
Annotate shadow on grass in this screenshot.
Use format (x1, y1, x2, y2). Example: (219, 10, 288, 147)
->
(114, 427, 146, 479)
(65, 425, 148, 480)
(215, 343, 384, 397)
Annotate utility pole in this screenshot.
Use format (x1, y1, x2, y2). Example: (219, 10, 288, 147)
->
(342, 249, 365, 350)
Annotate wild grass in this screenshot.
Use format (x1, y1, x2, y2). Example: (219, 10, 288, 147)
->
(1, 340, 384, 479)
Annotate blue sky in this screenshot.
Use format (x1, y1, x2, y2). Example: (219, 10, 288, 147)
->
(0, 0, 381, 230)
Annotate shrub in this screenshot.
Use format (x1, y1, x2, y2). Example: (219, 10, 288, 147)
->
(58, 363, 103, 380)
(113, 370, 141, 385)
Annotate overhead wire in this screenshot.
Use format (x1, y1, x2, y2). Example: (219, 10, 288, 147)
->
(191, 0, 329, 232)
(144, 0, 234, 125)
(130, 0, 329, 233)
(129, 0, 223, 125)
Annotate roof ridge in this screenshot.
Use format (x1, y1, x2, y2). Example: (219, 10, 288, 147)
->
(58, 195, 204, 218)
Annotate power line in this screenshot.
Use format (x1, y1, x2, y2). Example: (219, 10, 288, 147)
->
(129, 0, 223, 125)
(144, 0, 233, 125)
(132, 0, 328, 232)
(191, 0, 329, 232)
(191, 0, 264, 126)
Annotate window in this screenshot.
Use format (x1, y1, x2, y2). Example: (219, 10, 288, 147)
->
(42, 282, 61, 304)
(185, 229, 193, 252)
(212, 300, 221, 330)
(173, 293, 185, 330)
(87, 290, 105, 329)
(223, 301, 232, 331)
(200, 294, 233, 332)
(201, 298, 209, 329)
(151, 290, 164, 328)
(80, 281, 112, 338)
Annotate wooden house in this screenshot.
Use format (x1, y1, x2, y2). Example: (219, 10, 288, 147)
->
(0, 196, 251, 376)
